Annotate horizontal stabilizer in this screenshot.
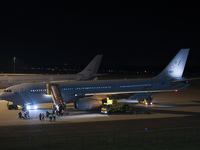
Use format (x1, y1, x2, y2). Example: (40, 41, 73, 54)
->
(172, 77, 200, 83)
(176, 84, 190, 92)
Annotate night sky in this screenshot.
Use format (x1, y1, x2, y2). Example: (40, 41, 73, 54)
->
(0, 1, 200, 69)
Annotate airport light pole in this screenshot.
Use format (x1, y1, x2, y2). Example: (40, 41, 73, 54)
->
(13, 57, 16, 74)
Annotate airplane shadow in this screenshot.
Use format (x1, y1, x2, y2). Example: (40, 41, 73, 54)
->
(150, 109, 200, 116)
(27, 102, 200, 117)
(133, 102, 200, 116)
(63, 102, 200, 116)
(192, 101, 200, 104)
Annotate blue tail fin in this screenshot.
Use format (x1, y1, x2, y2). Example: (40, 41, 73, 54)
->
(154, 49, 189, 79)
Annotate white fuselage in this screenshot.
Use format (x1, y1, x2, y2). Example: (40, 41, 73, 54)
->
(0, 74, 88, 89)
(0, 49, 190, 109)
(0, 78, 186, 105)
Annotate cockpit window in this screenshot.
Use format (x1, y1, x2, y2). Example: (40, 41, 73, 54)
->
(4, 90, 12, 92)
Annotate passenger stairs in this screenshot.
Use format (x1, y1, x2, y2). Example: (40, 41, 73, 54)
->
(46, 83, 65, 113)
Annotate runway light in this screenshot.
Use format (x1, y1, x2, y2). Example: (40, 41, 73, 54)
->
(175, 89, 178, 92)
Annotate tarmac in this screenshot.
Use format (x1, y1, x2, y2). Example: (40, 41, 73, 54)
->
(0, 80, 200, 138)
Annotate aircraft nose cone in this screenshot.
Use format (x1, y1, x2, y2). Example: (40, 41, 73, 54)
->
(0, 92, 14, 100)
(0, 92, 5, 100)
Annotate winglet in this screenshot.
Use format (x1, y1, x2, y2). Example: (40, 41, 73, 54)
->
(154, 49, 190, 79)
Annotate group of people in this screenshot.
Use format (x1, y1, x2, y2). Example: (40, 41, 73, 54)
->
(39, 113, 45, 121)
(18, 109, 60, 122)
(39, 111, 56, 122)
(18, 110, 29, 119)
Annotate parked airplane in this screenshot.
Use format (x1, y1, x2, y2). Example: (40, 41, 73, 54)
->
(0, 49, 191, 110)
(0, 55, 103, 89)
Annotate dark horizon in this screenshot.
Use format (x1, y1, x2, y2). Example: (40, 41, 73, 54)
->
(0, 62, 199, 78)
(0, 1, 200, 67)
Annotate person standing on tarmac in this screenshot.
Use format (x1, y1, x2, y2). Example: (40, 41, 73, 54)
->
(24, 111, 27, 119)
(46, 111, 49, 118)
(49, 113, 53, 122)
(18, 112, 22, 119)
(53, 113, 56, 121)
(39, 113, 42, 121)
(41, 113, 45, 121)
(26, 110, 29, 118)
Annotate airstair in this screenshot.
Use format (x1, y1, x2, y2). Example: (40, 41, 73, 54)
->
(46, 83, 65, 113)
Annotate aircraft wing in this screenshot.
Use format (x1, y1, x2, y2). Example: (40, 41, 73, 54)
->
(82, 89, 176, 96)
(75, 84, 189, 98)
(75, 84, 189, 97)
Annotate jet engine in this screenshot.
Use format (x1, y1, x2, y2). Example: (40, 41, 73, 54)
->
(74, 99, 102, 110)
